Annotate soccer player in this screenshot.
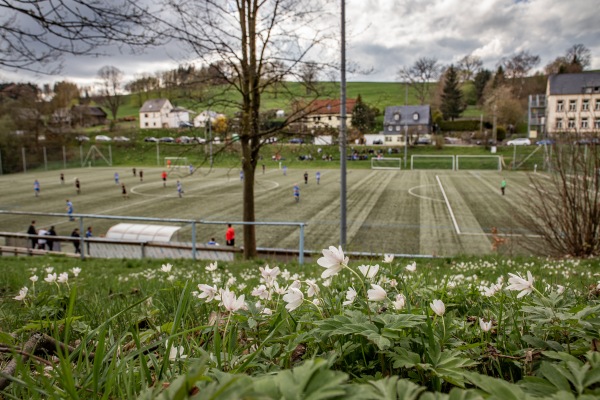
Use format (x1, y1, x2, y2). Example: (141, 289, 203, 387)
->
(501, 179, 506, 195)
(60, 173, 65, 185)
(177, 180, 184, 198)
(161, 171, 167, 187)
(139, 170, 144, 182)
(121, 184, 128, 199)
(293, 184, 300, 203)
(283, 165, 287, 176)
(66, 199, 74, 221)
(114, 172, 120, 184)
(75, 178, 81, 195)
(316, 171, 321, 184)
(33, 179, 40, 197)
(240, 170, 244, 181)
(304, 171, 308, 184)
(132, 167, 137, 177)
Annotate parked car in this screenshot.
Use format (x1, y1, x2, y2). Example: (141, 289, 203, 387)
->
(76, 135, 90, 142)
(372, 140, 383, 145)
(289, 138, 304, 144)
(193, 137, 206, 144)
(506, 138, 531, 146)
(179, 121, 193, 128)
(113, 136, 130, 142)
(144, 137, 159, 142)
(95, 135, 112, 142)
(415, 137, 431, 145)
(159, 137, 175, 143)
(176, 136, 192, 143)
(536, 139, 555, 146)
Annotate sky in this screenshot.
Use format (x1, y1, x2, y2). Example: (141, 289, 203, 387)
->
(1, 0, 598, 89)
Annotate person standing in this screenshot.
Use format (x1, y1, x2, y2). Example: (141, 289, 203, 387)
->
(121, 183, 128, 199)
(66, 199, 74, 221)
(225, 224, 235, 246)
(71, 228, 81, 254)
(240, 170, 244, 181)
(132, 167, 137, 177)
(161, 171, 167, 187)
(283, 165, 287, 176)
(27, 221, 37, 249)
(139, 169, 144, 182)
(262, 164, 265, 174)
(501, 178, 507, 196)
(114, 172, 120, 184)
(177, 180, 184, 198)
(47, 226, 57, 251)
(37, 227, 48, 250)
(33, 179, 40, 197)
(60, 173, 65, 185)
(85, 226, 93, 238)
(75, 178, 81, 195)
(189, 164, 194, 175)
(316, 171, 321, 185)
(304, 171, 308, 184)
(293, 183, 300, 203)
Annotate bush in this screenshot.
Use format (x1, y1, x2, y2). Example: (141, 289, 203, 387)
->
(439, 120, 482, 132)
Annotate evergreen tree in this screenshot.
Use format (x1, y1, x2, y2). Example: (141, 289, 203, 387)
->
(473, 69, 492, 105)
(440, 65, 465, 121)
(351, 94, 377, 133)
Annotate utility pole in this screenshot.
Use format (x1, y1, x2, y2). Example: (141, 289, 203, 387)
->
(340, 0, 347, 247)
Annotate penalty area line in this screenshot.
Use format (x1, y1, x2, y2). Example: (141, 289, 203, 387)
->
(436, 175, 461, 235)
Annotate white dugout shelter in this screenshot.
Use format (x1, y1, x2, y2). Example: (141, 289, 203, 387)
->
(105, 223, 181, 243)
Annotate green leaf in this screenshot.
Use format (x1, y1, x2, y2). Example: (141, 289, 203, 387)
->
(315, 313, 391, 350)
(538, 362, 571, 392)
(367, 376, 425, 400)
(466, 372, 526, 400)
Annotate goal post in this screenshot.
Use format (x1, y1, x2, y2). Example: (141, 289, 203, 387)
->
(456, 155, 502, 171)
(371, 157, 402, 170)
(164, 157, 188, 169)
(410, 155, 455, 170)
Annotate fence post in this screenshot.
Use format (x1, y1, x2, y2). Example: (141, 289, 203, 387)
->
(299, 223, 305, 265)
(79, 217, 85, 260)
(43, 147, 48, 170)
(191, 221, 197, 261)
(22, 147, 26, 173)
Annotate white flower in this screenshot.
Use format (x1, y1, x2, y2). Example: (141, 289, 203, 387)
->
(262, 307, 273, 316)
(405, 262, 417, 272)
(71, 267, 81, 277)
(358, 264, 380, 279)
(197, 284, 219, 302)
(479, 318, 492, 332)
(252, 285, 271, 300)
(367, 284, 387, 302)
(289, 280, 301, 290)
(283, 287, 304, 311)
(393, 294, 406, 310)
(312, 298, 321, 306)
(389, 279, 398, 288)
(14, 286, 28, 301)
(167, 275, 175, 281)
(45, 267, 54, 273)
(557, 285, 565, 294)
(430, 299, 445, 316)
(317, 245, 348, 279)
(205, 262, 218, 272)
(57, 272, 69, 283)
(343, 287, 357, 306)
(383, 254, 394, 263)
(506, 271, 534, 298)
(167, 341, 187, 361)
(482, 283, 502, 297)
(30, 275, 38, 283)
(220, 289, 246, 313)
(259, 265, 280, 283)
(161, 263, 172, 273)
(238, 283, 247, 291)
(305, 279, 320, 298)
(44, 273, 57, 283)
(273, 281, 287, 295)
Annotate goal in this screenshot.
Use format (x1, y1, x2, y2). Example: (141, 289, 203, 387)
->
(456, 155, 502, 171)
(410, 155, 455, 170)
(371, 157, 402, 170)
(164, 157, 188, 169)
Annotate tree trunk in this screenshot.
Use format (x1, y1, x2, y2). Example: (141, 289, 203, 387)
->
(241, 139, 257, 259)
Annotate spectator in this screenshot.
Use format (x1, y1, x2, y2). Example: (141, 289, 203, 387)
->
(225, 224, 235, 246)
(71, 228, 81, 254)
(27, 221, 37, 249)
(47, 226, 57, 251)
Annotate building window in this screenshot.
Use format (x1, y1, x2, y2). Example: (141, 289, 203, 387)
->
(388, 126, 392, 132)
(556, 100, 564, 112)
(595, 100, 600, 111)
(595, 119, 600, 129)
(144, 122, 148, 127)
(582, 99, 590, 111)
(412, 112, 419, 121)
(395, 126, 401, 131)
(569, 100, 577, 111)
(556, 118, 563, 129)
(394, 113, 400, 121)
(328, 116, 332, 121)
(568, 118, 575, 129)
(397, 136, 402, 142)
(385, 136, 392, 142)
(582, 118, 589, 129)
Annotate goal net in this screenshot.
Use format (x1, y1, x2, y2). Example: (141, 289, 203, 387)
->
(165, 157, 188, 169)
(456, 155, 502, 171)
(371, 157, 402, 170)
(410, 155, 455, 170)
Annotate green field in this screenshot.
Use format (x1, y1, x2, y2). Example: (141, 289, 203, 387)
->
(0, 162, 544, 257)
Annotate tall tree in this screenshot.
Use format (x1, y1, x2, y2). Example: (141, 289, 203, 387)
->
(397, 57, 440, 104)
(144, 0, 333, 259)
(96, 65, 124, 129)
(440, 65, 465, 121)
(457, 54, 483, 83)
(300, 62, 320, 95)
(473, 69, 492, 105)
(565, 43, 592, 70)
(51, 81, 80, 109)
(500, 50, 540, 98)
(351, 94, 377, 133)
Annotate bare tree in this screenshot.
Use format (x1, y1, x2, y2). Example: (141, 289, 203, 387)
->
(397, 57, 440, 104)
(144, 0, 334, 259)
(457, 54, 483, 83)
(523, 143, 600, 257)
(499, 50, 540, 98)
(0, 1, 159, 73)
(300, 61, 320, 95)
(566, 43, 592, 70)
(96, 65, 124, 129)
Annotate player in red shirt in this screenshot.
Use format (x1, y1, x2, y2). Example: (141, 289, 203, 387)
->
(225, 224, 235, 246)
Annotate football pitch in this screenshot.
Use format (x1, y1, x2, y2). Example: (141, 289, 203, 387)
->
(0, 165, 544, 257)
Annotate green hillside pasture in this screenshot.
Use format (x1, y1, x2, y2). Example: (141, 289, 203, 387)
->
(0, 166, 545, 257)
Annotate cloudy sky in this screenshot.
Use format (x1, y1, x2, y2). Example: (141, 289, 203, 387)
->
(1, 0, 598, 88)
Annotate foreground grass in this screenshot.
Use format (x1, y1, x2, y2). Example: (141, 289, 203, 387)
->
(2, 253, 600, 398)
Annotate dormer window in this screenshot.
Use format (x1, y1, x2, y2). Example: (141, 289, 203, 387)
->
(412, 112, 419, 121)
(394, 113, 400, 121)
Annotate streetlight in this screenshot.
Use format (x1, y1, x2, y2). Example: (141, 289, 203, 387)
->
(404, 124, 408, 169)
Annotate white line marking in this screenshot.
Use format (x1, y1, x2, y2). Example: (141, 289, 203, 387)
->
(408, 184, 445, 202)
(436, 175, 461, 234)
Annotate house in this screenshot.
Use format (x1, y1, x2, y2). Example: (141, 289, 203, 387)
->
(71, 105, 107, 127)
(365, 105, 431, 145)
(545, 72, 600, 134)
(275, 109, 285, 118)
(169, 106, 194, 128)
(193, 110, 220, 128)
(139, 98, 173, 129)
(302, 98, 357, 131)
